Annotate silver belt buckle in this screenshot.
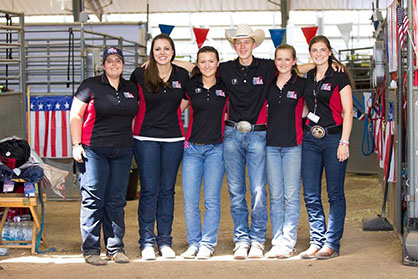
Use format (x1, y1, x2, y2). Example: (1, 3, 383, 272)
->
(311, 125, 326, 138)
(237, 121, 252, 133)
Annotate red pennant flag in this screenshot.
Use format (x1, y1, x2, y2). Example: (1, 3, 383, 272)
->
(301, 26, 318, 45)
(193, 27, 209, 49)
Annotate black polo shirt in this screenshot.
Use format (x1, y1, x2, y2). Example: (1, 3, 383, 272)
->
(218, 57, 276, 124)
(267, 72, 305, 147)
(304, 67, 351, 128)
(184, 76, 229, 144)
(74, 74, 139, 148)
(130, 64, 189, 138)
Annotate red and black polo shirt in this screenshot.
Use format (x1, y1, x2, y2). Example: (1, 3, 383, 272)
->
(304, 67, 351, 128)
(267, 72, 306, 147)
(74, 74, 139, 148)
(184, 76, 229, 144)
(130, 64, 189, 139)
(218, 57, 276, 125)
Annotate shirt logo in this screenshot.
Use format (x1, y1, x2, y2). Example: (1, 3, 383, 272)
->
(215, 90, 225, 97)
(123, 92, 135, 98)
(195, 88, 202, 93)
(172, 81, 182, 89)
(253, 76, 263, 85)
(321, 83, 332, 91)
(286, 91, 297, 99)
(231, 78, 238, 85)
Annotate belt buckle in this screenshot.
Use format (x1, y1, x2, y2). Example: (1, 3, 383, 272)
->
(311, 125, 326, 138)
(237, 121, 252, 133)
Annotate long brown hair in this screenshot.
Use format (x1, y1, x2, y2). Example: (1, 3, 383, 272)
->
(308, 35, 355, 88)
(274, 44, 301, 77)
(144, 33, 176, 93)
(191, 46, 220, 79)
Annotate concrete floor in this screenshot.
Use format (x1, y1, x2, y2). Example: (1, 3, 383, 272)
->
(0, 172, 416, 278)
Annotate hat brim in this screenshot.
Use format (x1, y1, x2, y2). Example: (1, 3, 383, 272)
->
(225, 29, 265, 48)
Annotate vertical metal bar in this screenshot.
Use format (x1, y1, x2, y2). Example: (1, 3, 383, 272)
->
(280, 0, 288, 43)
(407, 0, 417, 218)
(80, 22, 85, 81)
(396, 3, 404, 233)
(20, 12, 27, 139)
(47, 39, 51, 93)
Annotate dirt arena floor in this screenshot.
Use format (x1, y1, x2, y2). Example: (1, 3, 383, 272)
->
(0, 172, 416, 278)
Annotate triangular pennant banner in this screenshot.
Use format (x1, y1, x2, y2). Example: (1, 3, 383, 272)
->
(159, 24, 175, 35)
(301, 26, 318, 45)
(269, 28, 286, 48)
(193, 27, 209, 49)
(336, 23, 352, 47)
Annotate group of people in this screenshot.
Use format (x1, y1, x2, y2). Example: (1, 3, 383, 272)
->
(69, 23, 353, 266)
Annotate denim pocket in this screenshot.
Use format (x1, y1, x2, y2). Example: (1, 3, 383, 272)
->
(223, 126, 234, 139)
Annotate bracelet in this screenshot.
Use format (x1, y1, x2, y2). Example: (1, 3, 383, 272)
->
(339, 139, 349, 146)
(72, 143, 82, 148)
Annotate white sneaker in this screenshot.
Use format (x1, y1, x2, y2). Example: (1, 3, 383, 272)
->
(265, 245, 281, 258)
(196, 246, 213, 260)
(141, 247, 156, 261)
(248, 242, 264, 258)
(160, 246, 176, 258)
(181, 246, 198, 259)
(233, 242, 250, 260)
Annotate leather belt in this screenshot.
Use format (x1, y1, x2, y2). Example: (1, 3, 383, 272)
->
(304, 124, 342, 138)
(225, 120, 266, 133)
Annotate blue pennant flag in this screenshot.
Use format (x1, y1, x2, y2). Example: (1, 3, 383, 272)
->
(159, 24, 175, 35)
(269, 28, 286, 48)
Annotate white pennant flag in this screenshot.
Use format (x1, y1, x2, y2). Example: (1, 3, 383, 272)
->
(337, 23, 353, 47)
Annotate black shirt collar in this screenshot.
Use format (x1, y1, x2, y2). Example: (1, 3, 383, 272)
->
(233, 56, 259, 69)
(101, 73, 126, 90)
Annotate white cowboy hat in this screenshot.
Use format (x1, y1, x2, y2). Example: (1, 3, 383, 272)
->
(225, 24, 265, 47)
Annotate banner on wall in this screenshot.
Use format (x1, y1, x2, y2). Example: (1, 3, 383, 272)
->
(301, 26, 318, 45)
(193, 27, 209, 49)
(336, 23, 352, 47)
(30, 96, 72, 158)
(413, 0, 418, 85)
(159, 24, 175, 35)
(269, 29, 286, 48)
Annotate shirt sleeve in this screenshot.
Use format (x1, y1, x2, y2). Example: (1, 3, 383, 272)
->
(337, 72, 351, 91)
(74, 79, 91, 103)
(130, 68, 139, 86)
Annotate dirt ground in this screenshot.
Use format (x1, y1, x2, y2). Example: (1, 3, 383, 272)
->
(0, 172, 416, 278)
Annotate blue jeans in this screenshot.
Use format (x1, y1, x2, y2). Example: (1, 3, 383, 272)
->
(266, 145, 301, 253)
(78, 146, 133, 256)
(223, 126, 268, 244)
(134, 140, 184, 249)
(182, 143, 224, 251)
(302, 131, 347, 252)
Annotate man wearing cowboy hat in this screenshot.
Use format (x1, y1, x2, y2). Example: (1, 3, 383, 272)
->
(217, 23, 277, 260)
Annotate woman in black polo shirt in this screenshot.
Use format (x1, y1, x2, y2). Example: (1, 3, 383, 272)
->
(265, 44, 305, 259)
(180, 46, 228, 260)
(70, 47, 138, 265)
(130, 34, 189, 260)
(299, 35, 353, 260)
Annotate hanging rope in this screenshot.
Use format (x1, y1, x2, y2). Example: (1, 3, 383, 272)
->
(66, 27, 75, 95)
(5, 14, 13, 90)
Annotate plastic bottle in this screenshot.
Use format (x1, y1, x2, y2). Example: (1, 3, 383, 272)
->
(10, 222, 17, 245)
(1, 221, 11, 241)
(23, 221, 33, 243)
(16, 222, 24, 243)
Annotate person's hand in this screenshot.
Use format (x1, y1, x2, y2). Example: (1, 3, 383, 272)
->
(337, 144, 349, 162)
(331, 62, 345, 72)
(141, 60, 149, 69)
(72, 145, 87, 163)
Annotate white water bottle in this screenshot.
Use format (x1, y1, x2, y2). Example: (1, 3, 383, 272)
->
(2, 221, 11, 241)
